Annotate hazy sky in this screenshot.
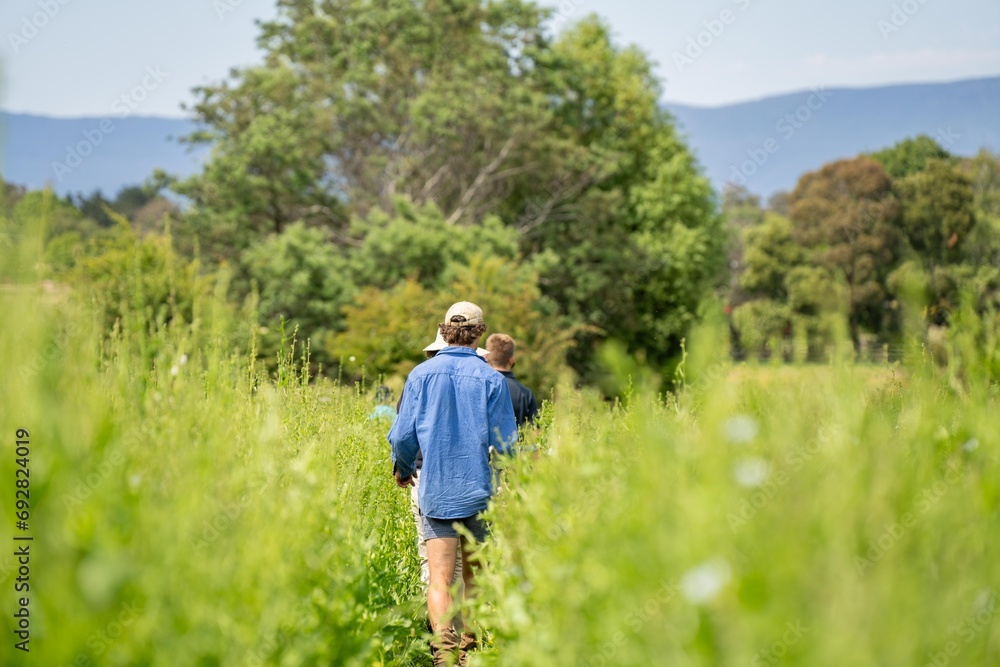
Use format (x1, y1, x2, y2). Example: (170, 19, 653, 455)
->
(1, 0, 998, 118)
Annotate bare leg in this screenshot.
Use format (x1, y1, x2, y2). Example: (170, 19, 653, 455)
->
(458, 537, 481, 660)
(426, 536, 460, 632)
(461, 536, 480, 608)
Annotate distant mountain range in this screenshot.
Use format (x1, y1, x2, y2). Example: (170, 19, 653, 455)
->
(665, 76, 1000, 198)
(0, 113, 207, 198)
(2, 76, 998, 200)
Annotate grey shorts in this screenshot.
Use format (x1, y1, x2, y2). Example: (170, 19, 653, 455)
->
(420, 512, 489, 542)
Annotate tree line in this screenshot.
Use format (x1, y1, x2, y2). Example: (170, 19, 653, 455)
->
(725, 137, 1000, 365)
(2, 1, 998, 390)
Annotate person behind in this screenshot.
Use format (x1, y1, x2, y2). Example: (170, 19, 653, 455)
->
(368, 385, 397, 423)
(485, 333, 539, 427)
(389, 302, 517, 666)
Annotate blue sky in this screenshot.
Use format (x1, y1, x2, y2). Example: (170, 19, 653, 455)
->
(1, 0, 998, 117)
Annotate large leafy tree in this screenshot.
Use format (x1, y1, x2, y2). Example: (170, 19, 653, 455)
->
(177, 0, 559, 246)
(177, 1, 723, 379)
(788, 157, 903, 350)
(523, 18, 724, 373)
(888, 153, 995, 326)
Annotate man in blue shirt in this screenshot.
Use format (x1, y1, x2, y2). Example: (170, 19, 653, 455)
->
(389, 301, 517, 666)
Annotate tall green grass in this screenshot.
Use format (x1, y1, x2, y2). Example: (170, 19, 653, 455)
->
(474, 340, 999, 666)
(1, 228, 427, 665)
(1, 222, 998, 666)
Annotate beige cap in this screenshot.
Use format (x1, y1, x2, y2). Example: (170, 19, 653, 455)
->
(444, 301, 484, 327)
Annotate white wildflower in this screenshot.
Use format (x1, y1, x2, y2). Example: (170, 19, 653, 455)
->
(680, 558, 731, 604)
(734, 457, 770, 487)
(723, 415, 759, 444)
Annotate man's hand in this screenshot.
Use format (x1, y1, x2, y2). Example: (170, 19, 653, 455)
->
(394, 469, 416, 488)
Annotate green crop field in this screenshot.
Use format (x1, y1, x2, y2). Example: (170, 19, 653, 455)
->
(1, 234, 998, 667)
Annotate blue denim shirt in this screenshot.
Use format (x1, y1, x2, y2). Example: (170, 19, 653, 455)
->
(388, 346, 518, 519)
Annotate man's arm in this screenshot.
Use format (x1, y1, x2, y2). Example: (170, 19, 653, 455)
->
(524, 388, 539, 425)
(388, 379, 420, 479)
(488, 377, 519, 455)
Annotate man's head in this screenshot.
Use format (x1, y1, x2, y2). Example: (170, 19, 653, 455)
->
(486, 333, 516, 371)
(439, 301, 487, 348)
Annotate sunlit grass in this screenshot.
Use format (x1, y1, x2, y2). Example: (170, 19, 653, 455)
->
(1, 226, 997, 666)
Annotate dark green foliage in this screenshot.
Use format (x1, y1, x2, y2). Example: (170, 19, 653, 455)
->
(870, 134, 953, 179)
(348, 200, 520, 290)
(896, 158, 976, 267)
(727, 140, 999, 363)
(739, 214, 803, 300)
(69, 183, 163, 229)
(239, 222, 357, 370)
(168, 3, 723, 383)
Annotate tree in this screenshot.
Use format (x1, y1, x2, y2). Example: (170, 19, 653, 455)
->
(959, 150, 1000, 270)
(177, 3, 723, 380)
(74, 218, 207, 357)
(525, 18, 724, 375)
(239, 222, 357, 370)
(870, 135, 952, 179)
(961, 149, 1000, 220)
(731, 299, 793, 360)
(176, 0, 557, 253)
(788, 157, 903, 350)
(896, 158, 976, 269)
(720, 184, 763, 303)
(739, 213, 804, 301)
(68, 183, 177, 236)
